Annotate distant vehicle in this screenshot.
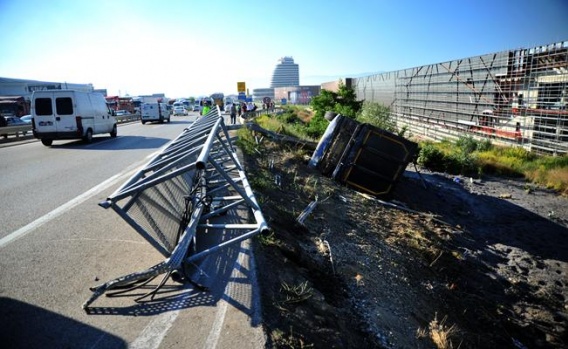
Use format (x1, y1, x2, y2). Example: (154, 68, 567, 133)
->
(32, 90, 117, 146)
(3, 116, 28, 126)
(141, 103, 170, 124)
(20, 115, 33, 124)
(1, 115, 29, 135)
(210, 93, 224, 111)
(0, 95, 30, 118)
(115, 110, 129, 116)
(192, 105, 200, 112)
(173, 106, 187, 116)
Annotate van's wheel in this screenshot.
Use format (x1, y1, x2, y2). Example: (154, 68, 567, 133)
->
(110, 124, 117, 138)
(41, 139, 53, 146)
(83, 129, 93, 143)
(142, 121, 146, 125)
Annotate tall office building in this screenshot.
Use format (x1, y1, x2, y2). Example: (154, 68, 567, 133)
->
(270, 57, 299, 88)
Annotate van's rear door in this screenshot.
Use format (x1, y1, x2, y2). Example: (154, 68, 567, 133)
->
(33, 92, 57, 134)
(54, 91, 79, 134)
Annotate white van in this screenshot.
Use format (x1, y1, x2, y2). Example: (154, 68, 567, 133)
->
(140, 103, 170, 124)
(32, 90, 117, 146)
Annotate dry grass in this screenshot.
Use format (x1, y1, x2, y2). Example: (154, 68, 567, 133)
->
(295, 109, 313, 123)
(527, 167, 568, 195)
(280, 281, 313, 304)
(428, 314, 460, 349)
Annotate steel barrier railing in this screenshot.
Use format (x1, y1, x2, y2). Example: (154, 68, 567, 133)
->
(83, 106, 269, 310)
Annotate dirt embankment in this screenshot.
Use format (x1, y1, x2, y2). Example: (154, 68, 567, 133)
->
(247, 141, 568, 348)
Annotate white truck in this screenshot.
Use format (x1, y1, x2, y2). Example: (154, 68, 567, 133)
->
(141, 103, 170, 124)
(32, 90, 117, 146)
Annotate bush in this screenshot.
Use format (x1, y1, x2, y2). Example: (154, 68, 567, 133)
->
(445, 151, 478, 176)
(305, 114, 329, 139)
(310, 81, 362, 121)
(356, 101, 396, 132)
(455, 136, 478, 155)
(417, 143, 446, 172)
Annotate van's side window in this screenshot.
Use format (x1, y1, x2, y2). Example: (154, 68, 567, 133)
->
(35, 98, 53, 116)
(56, 97, 73, 115)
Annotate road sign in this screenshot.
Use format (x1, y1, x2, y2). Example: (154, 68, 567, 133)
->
(237, 82, 246, 93)
(238, 92, 246, 101)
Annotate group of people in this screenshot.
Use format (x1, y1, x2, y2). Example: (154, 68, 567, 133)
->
(228, 102, 258, 124)
(200, 99, 263, 125)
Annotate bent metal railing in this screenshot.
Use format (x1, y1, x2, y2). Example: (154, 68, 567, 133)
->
(83, 106, 268, 310)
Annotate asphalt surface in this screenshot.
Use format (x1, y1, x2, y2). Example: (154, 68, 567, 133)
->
(0, 112, 265, 348)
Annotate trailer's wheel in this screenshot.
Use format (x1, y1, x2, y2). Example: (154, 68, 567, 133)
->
(41, 139, 53, 146)
(83, 129, 93, 143)
(110, 124, 117, 138)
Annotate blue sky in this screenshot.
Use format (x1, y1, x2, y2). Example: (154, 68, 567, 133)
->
(1, 0, 566, 98)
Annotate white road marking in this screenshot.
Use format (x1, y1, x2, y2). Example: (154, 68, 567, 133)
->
(128, 245, 249, 349)
(0, 152, 158, 249)
(130, 310, 180, 349)
(204, 246, 248, 349)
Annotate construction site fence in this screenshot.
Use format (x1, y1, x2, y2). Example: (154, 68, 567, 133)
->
(352, 40, 568, 155)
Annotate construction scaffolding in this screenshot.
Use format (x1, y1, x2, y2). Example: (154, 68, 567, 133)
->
(83, 106, 268, 310)
(354, 40, 568, 155)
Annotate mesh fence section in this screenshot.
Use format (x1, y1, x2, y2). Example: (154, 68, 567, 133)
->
(124, 171, 195, 254)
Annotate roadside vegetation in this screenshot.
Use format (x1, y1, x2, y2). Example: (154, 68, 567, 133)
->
(238, 83, 568, 195)
(239, 85, 567, 347)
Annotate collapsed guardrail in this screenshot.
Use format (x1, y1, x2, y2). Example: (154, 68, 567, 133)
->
(83, 106, 268, 310)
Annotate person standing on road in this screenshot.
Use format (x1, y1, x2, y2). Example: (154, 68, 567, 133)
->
(230, 103, 237, 124)
(201, 100, 211, 116)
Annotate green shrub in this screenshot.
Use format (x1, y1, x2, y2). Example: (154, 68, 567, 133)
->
(417, 143, 446, 172)
(455, 136, 478, 155)
(476, 138, 493, 152)
(309, 81, 362, 120)
(356, 101, 396, 132)
(445, 151, 478, 176)
(305, 114, 329, 139)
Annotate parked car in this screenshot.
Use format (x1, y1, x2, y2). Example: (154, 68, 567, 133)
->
(173, 106, 187, 116)
(192, 105, 200, 112)
(20, 115, 33, 124)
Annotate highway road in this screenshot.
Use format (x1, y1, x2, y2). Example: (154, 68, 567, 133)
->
(0, 111, 265, 348)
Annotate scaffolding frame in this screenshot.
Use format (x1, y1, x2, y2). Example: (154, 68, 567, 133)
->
(83, 106, 268, 310)
(354, 40, 568, 155)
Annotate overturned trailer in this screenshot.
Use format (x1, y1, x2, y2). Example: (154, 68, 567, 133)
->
(310, 114, 418, 199)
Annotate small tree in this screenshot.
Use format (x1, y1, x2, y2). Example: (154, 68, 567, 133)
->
(310, 81, 363, 120)
(308, 81, 363, 138)
(356, 101, 395, 132)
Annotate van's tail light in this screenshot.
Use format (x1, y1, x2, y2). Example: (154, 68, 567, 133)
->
(76, 116, 83, 135)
